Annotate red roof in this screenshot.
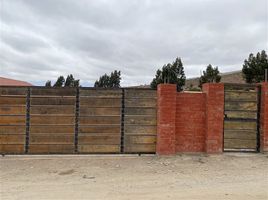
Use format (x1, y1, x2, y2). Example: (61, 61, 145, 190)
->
(0, 77, 33, 86)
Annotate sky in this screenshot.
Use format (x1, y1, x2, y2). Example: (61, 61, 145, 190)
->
(0, 0, 267, 86)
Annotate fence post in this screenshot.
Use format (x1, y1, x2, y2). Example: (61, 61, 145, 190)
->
(74, 87, 79, 153)
(156, 84, 177, 155)
(202, 83, 224, 153)
(260, 82, 268, 152)
(24, 87, 30, 153)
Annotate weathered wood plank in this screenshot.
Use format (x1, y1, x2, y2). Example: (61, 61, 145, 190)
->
(224, 121, 257, 130)
(79, 126, 120, 134)
(0, 116, 26, 125)
(125, 107, 156, 116)
(30, 116, 75, 125)
(0, 135, 25, 144)
(78, 135, 120, 145)
(0, 125, 26, 134)
(79, 116, 120, 125)
(124, 125, 156, 135)
(225, 101, 257, 111)
(28, 145, 74, 153)
(224, 130, 257, 140)
(225, 111, 257, 119)
(125, 98, 156, 107)
(225, 91, 257, 101)
(124, 89, 156, 98)
(78, 145, 120, 153)
(0, 97, 26, 105)
(124, 144, 156, 153)
(79, 98, 121, 107)
(30, 125, 74, 134)
(80, 89, 122, 97)
(0, 145, 25, 153)
(224, 139, 256, 149)
(124, 135, 156, 144)
(31, 97, 75, 105)
(0, 106, 26, 115)
(29, 135, 74, 144)
(125, 116, 156, 125)
(0, 88, 27, 96)
(31, 88, 76, 96)
(31, 106, 75, 115)
(79, 107, 120, 116)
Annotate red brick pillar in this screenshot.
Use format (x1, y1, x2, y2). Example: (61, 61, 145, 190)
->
(156, 84, 177, 155)
(260, 82, 268, 152)
(202, 83, 224, 153)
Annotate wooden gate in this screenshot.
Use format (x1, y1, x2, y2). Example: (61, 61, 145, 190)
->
(224, 84, 260, 152)
(0, 87, 157, 154)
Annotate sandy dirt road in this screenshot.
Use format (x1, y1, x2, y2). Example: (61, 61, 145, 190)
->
(0, 153, 267, 200)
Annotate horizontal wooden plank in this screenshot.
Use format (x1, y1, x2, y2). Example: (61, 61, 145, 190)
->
(225, 111, 257, 119)
(78, 145, 120, 153)
(79, 98, 121, 107)
(124, 144, 156, 153)
(224, 139, 256, 149)
(124, 135, 156, 144)
(124, 89, 156, 98)
(125, 98, 156, 107)
(0, 87, 27, 96)
(31, 97, 75, 105)
(0, 135, 25, 144)
(124, 125, 156, 135)
(78, 135, 120, 145)
(0, 125, 26, 134)
(224, 121, 257, 130)
(30, 135, 74, 144)
(225, 101, 257, 111)
(30, 125, 74, 134)
(0, 116, 25, 125)
(225, 91, 257, 101)
(30, 116, 75, 125)
(31, 106, 75, 115)
(125, 107, 156, 116)
(31, 88, 76, 96)
(0, 144, 25, 153)
(224, 130, 257, 140)
(125, 116, 156, 125)
(0, 106, 26, 115)
(79, 107, 120, 116)
(28, 144, 74, 153)
(0, 97, 26, 105)
(79, 126, 120, 134)
(79, 116, 120, 125)
(79, 89, 122, 97)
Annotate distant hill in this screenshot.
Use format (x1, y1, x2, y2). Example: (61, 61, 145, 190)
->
(185, 70, 244, 89)
(129, 70, 245, 89)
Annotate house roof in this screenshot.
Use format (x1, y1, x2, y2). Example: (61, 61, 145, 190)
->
(0, 77, 33, 86)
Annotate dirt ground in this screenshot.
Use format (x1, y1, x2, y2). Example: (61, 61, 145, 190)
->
(0, 153, 267, 200)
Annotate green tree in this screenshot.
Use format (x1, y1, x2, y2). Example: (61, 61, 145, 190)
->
(199, 64, 221, 87)
(94, 70, 121, 88)
(53, 76, 65, 87)
(45, 80, 52, 87)
(150, 57, 186, 91)
(242, 50, 268, 83)
(65, 74, 80, 87)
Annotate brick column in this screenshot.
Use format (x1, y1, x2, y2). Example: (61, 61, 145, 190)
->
(260, 82, 268, 152)
(156, 84, 177, 155)
(202, 83, 224, 153)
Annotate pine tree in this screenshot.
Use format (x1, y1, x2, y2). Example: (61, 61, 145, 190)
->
(53, 76, 65, 87)
(199, 64, 221, 87)
(242, 50, 268, 83)
(45, 80, 52, 87)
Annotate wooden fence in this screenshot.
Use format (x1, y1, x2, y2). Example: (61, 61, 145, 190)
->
(0, 87, 157, 154)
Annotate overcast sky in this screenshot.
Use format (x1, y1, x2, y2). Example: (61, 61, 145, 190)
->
(0, 0, 267, 86)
